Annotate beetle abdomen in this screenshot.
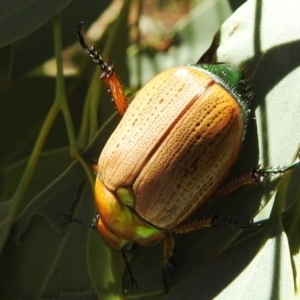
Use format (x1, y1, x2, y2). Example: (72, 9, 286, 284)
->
(98, 66, 243, 229)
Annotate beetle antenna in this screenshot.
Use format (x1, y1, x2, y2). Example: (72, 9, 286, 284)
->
(61, 213, 97, 229)
(122, 249, 138, 293)
(75, 21, 129, 116)
(75, 21, 109, 72)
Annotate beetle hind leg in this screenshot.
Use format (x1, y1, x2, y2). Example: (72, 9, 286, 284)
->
(172, 213, 252, 233)
(172, 215, 215, 234)
(215, 158, 300, 199)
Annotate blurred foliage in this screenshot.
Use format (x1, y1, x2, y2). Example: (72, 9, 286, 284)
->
(0, 0, 299, 299)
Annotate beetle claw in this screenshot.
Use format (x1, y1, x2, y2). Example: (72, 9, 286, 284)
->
(164, 255, 177, 275)
(122, 249, 138, 293)
(162, 256, 176, 295)
(124, 276, 138, 294)
(255, 159, 300, 177)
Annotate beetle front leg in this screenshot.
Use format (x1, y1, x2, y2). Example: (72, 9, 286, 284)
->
(75, 22, 128, 116)
(215, 159, 300, 199)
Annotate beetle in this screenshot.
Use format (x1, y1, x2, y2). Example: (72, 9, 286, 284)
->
(75, 22, 298, 278)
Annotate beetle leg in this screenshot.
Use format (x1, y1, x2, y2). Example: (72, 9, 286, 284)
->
(162, 233, 176, 273)
(75, 22, 128, 116)
(214, 215, 253, 228)
(257, 160, 299, 176)
(172, 214, 252, 234)
(172, 215, 215, 234)
(161, 234, 176, 293)
(61, 213, 97, 229)
(215, 158, 300, 199)
(214, 167, 259, 199)
(61, 178, 98, 229)
(122, 249, 138, 293)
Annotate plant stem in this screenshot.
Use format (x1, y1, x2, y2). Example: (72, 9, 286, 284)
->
(12, 15, 95, 218)
(52, 15, 95, 189)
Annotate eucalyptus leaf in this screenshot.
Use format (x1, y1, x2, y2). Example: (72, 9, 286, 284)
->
(1, 0, 300, 299)
(0, 0, 71, 46)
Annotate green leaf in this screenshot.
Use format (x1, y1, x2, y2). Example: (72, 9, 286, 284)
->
(2, 0, 300, 299)
(0, 45, 13, 82)
(88, 230, 125, 300)
(2, 0, 111, 79)
(166, 228, 294, 299)
(0, 0, 72, 46)
(0, 77, 56, 164)
(0, 177, 97, 299)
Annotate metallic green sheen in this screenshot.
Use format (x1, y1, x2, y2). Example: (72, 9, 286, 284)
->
(116, 186, 135, 208)
(136, 226, 162, 239)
